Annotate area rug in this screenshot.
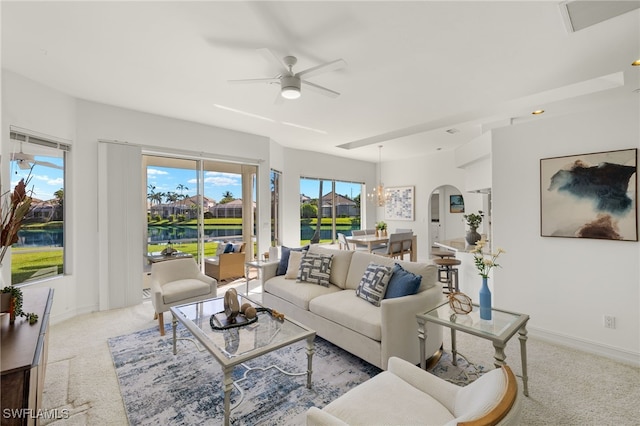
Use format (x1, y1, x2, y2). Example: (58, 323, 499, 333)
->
(108, 325, 485, 425)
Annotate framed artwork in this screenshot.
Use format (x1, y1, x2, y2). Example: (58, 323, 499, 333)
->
(385, 186, 414, 221)
(540, 148, 637, 241)
(450, 195, 465, 213)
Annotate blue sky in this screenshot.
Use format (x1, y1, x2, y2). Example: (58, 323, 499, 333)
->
(11, 156, 64, 202)
(147, 167, 363, 204)
(10, 159, 362, 204)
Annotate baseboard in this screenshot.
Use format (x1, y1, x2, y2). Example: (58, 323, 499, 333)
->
(529, 326, 640, 367)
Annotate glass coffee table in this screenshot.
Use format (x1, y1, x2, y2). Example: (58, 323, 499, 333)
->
(171, 294, 315, 426)
(416, 301, 529, 396)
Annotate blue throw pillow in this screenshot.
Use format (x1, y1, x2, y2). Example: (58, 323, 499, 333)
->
(276, 245, 309, 276)
(223, 243, 234, 254)
(385, 263, 422, 299)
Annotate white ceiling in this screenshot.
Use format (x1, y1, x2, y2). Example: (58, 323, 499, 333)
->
(2, 1, 639, 162)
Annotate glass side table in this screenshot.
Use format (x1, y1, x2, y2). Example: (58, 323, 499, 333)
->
(416, 301, 530, 396)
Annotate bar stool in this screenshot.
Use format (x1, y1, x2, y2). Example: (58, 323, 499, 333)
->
(433, 258, 461, 294)
(431, 250, 456, 259)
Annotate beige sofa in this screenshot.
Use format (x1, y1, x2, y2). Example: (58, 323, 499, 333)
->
(262, 245, 444, 370)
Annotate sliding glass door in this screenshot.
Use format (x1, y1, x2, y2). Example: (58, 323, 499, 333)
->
(144, 155, 256, 268)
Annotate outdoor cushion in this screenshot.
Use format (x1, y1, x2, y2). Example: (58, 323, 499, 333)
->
(161, 278, 211, 304)
(309, 290, 382, 341)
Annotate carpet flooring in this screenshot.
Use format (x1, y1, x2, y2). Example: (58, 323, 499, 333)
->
(108, 324, 484, 425)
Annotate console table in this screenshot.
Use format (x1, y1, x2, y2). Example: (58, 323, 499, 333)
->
(1, 287, 54, 425)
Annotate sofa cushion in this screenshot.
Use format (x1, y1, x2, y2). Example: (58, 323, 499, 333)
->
(394, 260, 437, 292)
(356, 262, 393, 306)
(308, 245, 354, 289)
(223, 243, 234, 253)
(215, 243, 226, 256)
(264, 275, 341, 310)
(297, 252, 333, 287)
(385, 263, 422, 299)
(161, 279, 211, 304)
(284, 250, 304, 279)
(276, 245, 309, 276)
(309, 290, 383, 341)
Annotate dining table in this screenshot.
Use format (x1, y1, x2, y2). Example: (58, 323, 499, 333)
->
(346, 234, 417, 262)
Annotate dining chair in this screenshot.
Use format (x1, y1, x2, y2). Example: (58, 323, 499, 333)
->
(352, 230, 367, 236)
(337, 232, 351, 250)
(372, 232, 413, 260)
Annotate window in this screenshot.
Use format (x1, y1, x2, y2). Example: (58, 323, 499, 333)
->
(270, 169, 281, 246)
(300, 177, 362, 245)
(9, 130, 68, 284)
(144, 155, 256, 267)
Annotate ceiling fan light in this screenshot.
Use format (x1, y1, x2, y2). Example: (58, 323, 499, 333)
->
(281, 75, 301, 99)
(281, 87, 301, 99)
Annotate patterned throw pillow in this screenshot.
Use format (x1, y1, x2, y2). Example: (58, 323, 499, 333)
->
(356, 263, 393, 306)
(297, 252, 333, 287)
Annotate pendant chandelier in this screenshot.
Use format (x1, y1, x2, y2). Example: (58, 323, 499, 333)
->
(374, 145, 385, 206)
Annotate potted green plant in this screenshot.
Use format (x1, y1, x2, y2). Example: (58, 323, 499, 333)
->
(375, 221, 387, 237)
(463, 210, 483, 245)
(1, 177, 38, 324)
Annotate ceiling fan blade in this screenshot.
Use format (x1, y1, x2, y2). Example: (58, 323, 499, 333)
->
(301, 80, 340, 98)
(11, 151, 35, 162)
(33, 160, 63, 170)
(296, 59, 347, 79)
(228, 78, 280, 84)
(257, 48, 288, 73)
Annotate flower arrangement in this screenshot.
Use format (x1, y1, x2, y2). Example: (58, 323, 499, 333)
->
(463, 210, 483, 230)
(1, 178, 33, 264)
(470, 241, 505, 278)
(0, 176, 38, 324)
(375, 221, 387, 230)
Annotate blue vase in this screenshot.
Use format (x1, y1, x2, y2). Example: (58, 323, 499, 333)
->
(479, 277, 492, 320)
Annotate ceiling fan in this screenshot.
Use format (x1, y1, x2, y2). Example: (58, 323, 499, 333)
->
(11, 145, 63, 170)
(229, 48, 347, 101)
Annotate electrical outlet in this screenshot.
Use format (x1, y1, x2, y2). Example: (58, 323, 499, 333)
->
(603, 315, 616, 329)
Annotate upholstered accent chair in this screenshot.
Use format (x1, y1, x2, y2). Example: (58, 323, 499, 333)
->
(204, 242, 247, 281)
(307, 357, 521, 426)
(151, 258, 217, 335)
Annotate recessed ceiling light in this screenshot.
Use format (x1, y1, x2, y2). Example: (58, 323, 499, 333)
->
(531, 110, 545, 115)
(445, 128, 459, 134)
(632, 59, 640, 66)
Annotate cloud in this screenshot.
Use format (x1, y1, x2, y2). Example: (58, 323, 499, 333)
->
(204, 172, 241, 187)
(147, 168, 169, 176)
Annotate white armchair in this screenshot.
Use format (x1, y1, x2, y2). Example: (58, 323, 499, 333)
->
(307, 357, 521, 426)
(151, 258, 217, 335)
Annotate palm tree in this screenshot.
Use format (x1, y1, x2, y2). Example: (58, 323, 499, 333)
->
(176, 184, 189, 217)
(311, 181, 323, 244)
(165, 191, 179, 215)
(220, 191, 234, 204)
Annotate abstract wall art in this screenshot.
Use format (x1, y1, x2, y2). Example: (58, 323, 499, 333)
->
(385, 186, 414, 221)
(540, 148, 637, 241)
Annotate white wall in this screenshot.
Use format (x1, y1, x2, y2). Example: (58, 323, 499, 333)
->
(492, 96, 639, 364)
(1, 70, 78, 320)
(280, 148, 375, 247)
(380, 149, 472, 261)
